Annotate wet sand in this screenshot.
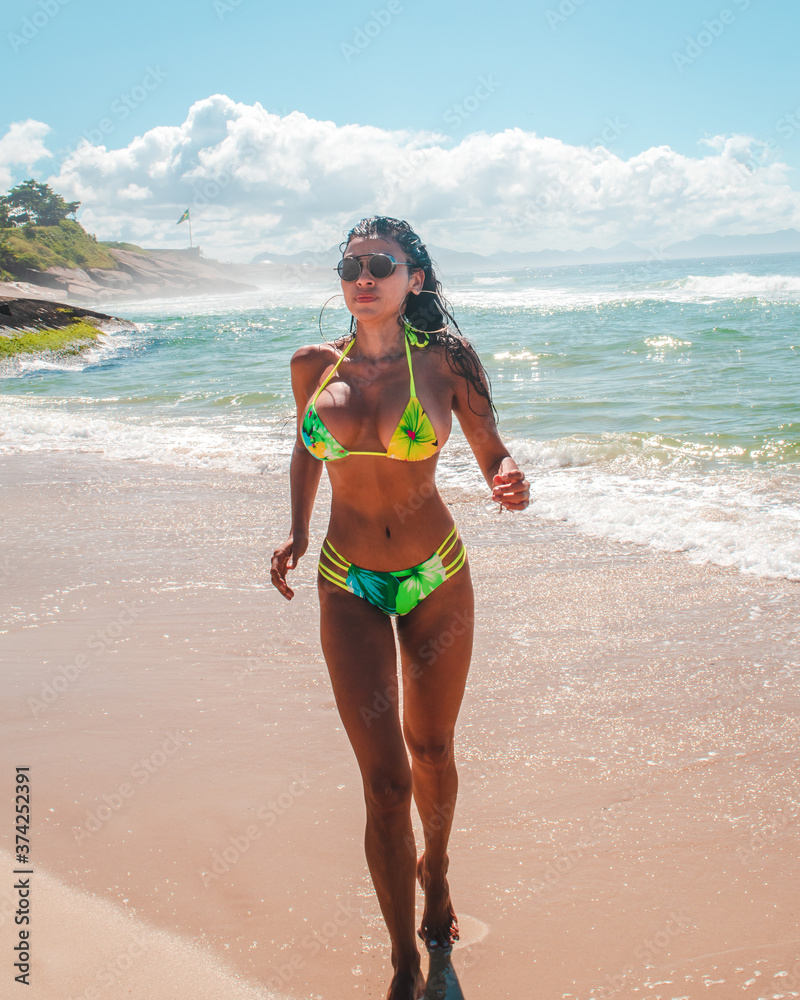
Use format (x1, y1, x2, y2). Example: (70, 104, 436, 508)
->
(1, 451, 799, 1000)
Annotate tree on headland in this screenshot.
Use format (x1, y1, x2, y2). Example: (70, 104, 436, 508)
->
(0, 179, 80, 227)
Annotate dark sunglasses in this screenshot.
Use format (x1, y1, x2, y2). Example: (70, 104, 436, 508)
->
(336, 253, 416, 281)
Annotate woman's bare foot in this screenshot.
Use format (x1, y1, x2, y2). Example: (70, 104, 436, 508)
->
(387, 967, 426, 1000)
(416, 853, 459, 949)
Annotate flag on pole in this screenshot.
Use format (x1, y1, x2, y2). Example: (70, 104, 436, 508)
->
(177, 209, 190, 225)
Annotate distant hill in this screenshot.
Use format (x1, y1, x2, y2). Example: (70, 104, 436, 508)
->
(252, 230, 800, 275)
(664, 229, 800, 258)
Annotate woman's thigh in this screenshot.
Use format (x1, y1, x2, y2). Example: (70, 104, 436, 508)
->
(395, 561, 475, 749)
(318, 577, 409, 788)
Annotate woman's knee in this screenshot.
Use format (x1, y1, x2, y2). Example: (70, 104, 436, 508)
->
(405, 730, 455, 770)
(363, 768, 413, 817)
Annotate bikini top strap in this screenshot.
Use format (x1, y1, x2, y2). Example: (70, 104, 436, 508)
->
(404, 331, 417, 397)
(310, 337, 355, 405)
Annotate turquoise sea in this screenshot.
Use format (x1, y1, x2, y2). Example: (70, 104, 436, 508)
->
(2, 252, 799, 580)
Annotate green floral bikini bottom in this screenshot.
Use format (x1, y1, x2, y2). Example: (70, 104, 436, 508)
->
(318, 526, 467, 616)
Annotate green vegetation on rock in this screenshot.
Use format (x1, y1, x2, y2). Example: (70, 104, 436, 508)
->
(100, 240, 148, 253)
(0, 220, 118, 272)
(0, 178, 146, 279)
(0, 321, 101, 358)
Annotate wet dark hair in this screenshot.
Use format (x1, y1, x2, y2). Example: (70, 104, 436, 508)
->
(340, 216, 496, 418)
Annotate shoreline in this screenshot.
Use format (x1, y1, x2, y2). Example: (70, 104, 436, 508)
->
(2, 450, 799, 999)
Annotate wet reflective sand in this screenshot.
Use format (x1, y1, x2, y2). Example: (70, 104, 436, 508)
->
(2, 453, 798, 999)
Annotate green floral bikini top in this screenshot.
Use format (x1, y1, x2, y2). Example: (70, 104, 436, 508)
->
(302, 327, 439, 462)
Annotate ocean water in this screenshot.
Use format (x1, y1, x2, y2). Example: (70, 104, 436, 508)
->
(1, 252, 799, 581)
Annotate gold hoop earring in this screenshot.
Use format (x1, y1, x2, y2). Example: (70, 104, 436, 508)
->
(318, 294, 353, 348)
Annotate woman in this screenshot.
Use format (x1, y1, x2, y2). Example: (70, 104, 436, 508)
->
(271, 217, 529, 1000)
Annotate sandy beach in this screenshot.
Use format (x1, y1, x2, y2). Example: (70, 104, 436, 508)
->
(2, 450, 799, 1000)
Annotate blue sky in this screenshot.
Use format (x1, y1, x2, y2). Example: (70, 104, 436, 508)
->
(3, 0, 800, 258)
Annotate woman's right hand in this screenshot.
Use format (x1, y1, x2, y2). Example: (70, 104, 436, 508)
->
(270, 533, 308, 600)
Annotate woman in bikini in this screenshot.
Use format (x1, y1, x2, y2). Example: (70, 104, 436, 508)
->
(271, 216, 529, 1000)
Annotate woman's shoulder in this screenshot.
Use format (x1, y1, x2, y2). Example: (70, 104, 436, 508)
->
(290, 341, 348, 380)
(290, 341, 347, 400)
(290, 341, 342, 366)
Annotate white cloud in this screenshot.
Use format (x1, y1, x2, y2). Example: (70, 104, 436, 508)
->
(40, 94, 800, 260)
(0, 120, 52, 189)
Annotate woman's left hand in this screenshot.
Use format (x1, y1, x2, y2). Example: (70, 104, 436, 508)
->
(492, 467, 530, 511)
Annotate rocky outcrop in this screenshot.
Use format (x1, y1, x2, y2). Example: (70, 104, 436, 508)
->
(5, 247, 259, 303)
(0, 295, 125, 333)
